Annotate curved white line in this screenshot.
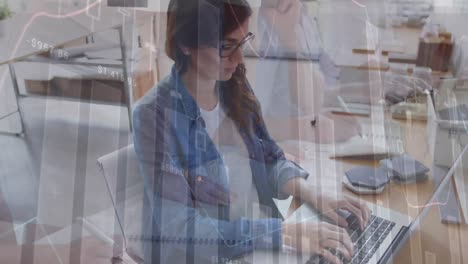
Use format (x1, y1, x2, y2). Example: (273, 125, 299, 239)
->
(10, 0, 102, 61)
(351, 0, 367, 8)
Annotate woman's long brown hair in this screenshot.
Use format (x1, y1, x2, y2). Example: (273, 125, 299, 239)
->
(165, 0, 261, 132)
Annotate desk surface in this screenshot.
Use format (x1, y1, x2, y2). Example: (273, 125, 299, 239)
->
(330, 26, 421, 70)
(282, 112, 468, 263)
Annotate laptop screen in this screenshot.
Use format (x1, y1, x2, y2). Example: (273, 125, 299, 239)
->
(408, 145, 468, 231)
(405, 78, 468, 228)
(374, 144, 468, 264)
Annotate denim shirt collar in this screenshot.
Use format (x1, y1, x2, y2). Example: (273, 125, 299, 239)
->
(170, 65, 202, 121)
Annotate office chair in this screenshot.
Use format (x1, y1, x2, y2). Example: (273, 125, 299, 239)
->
(96, 144, 145, 264)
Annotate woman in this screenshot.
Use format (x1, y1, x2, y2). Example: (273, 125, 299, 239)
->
(133, 0, 370, 263)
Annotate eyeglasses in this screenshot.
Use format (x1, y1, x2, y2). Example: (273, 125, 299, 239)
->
(219, 32, 255, 58)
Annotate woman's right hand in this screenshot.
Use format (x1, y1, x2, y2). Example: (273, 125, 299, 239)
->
(282, 221, 354, 264)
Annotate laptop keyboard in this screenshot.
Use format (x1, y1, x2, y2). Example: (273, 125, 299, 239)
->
(307, 214, 396, 264)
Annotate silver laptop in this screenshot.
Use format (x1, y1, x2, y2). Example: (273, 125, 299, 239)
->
(243, 146, 468, 264)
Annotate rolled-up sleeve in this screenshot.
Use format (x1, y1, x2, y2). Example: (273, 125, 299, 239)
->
(261, 136, 309, 200)
(246, 79, 310, 200)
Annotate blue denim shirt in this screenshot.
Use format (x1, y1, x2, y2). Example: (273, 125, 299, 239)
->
(133, 65, 309, 262)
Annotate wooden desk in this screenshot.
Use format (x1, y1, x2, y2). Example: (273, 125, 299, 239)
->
(284, 114, 468, 263)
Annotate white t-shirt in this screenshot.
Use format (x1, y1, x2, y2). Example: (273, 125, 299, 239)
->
(199, 102, 226, 138)
(200, 102, 270, 220)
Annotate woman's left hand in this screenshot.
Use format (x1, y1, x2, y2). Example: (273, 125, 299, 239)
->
(282, 178, 371, 230)
(306, 190, 371, 230)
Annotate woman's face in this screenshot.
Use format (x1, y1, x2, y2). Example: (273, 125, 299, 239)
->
(187, 19, 250, 81)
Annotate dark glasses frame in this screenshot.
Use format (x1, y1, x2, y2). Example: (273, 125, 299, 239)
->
(219, 32, 255, 58)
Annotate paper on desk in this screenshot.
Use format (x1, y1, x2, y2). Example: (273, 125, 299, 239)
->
(280, 120, 405, 160)
(280, 140, 333, 161)
(272, 197, 293, 219)
(281, 136, 403, 160)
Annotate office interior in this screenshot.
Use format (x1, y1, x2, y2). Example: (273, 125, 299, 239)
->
(1, 0, 468, 263)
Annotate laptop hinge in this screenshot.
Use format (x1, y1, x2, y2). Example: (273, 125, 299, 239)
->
(378, 226, 409, 264)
